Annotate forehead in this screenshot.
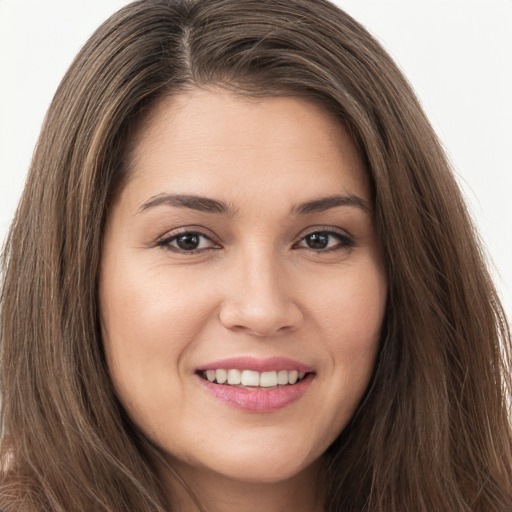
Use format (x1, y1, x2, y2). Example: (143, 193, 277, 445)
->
(120, 89, 369, 210)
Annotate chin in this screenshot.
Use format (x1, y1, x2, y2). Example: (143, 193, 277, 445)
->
(155, 431, 323, 486)
(213, 454, 316, 484)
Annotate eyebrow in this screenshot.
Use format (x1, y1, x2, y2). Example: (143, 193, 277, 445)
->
(139, 194, 235, 215)
(138, 192, 370, 216)
(291, 194, 371, 215)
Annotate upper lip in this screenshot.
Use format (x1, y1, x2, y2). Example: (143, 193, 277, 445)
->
(197, 356, 313, 373)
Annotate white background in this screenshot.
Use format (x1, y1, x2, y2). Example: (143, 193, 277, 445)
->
(1, 0, 511, 315)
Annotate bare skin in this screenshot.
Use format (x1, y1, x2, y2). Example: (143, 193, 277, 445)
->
(99, 89, 387, 512)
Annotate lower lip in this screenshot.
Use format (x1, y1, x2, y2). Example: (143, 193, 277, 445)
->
(197, 373, 314, 412)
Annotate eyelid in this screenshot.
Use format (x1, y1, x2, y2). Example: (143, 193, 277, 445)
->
(154, 224, 356, 254)
(299, 225, 354, 239)
(293, 226, 357, 251)
(156, 225, 221, 253)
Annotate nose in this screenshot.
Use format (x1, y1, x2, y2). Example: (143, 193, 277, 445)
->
(218, 250, 304, 337)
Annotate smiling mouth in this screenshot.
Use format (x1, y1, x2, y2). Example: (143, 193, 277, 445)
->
(197, 369, 309, 388)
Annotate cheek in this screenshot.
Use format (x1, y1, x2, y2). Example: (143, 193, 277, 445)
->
(98, 255, 215, 400)
(98, 264, 216, 442)
(309, 258, 386, 412)
(101, 255, 210, 340)
(313, 258, 386, 344)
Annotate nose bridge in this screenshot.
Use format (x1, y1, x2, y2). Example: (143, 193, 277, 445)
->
(219, 242, 303, 336)
(244, 245, 283, 305)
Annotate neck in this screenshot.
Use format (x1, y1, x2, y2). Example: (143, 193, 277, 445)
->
(154, 456, 325, 512)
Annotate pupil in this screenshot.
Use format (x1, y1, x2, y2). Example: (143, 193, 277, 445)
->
(306, 233, 329, 249)
(177, 233, 200, 250)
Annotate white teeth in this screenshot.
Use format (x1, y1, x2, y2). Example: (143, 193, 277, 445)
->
(277, 370, 288, 385)
(203, 368, 308, 387)
(260, 371, 278, 387)
(241, 370, 260, 386)
(227, 369, 241, 385)
(216, 369, 227, 384)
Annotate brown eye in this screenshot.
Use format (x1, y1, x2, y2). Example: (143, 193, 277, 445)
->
(175, 233, 201, 251)
(304, 233, 330, 249)
(158, 231, 218, 253)
(296, 230, 355, 251)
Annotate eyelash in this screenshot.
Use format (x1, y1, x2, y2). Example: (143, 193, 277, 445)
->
(293, 228, 356, 252)
(156, 227, 356, 254)
(156, 227, 220, 254)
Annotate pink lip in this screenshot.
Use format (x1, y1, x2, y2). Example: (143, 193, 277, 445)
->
(198, 356, 312, 373)
(197, 373, 314, 412)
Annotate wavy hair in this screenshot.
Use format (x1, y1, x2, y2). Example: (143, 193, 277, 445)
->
(1, 0, 511, 510)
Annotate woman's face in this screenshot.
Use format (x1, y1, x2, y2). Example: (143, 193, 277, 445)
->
(99, 90, 387, 487)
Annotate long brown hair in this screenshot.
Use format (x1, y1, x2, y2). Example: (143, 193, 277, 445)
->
(1, 0, 511, 510)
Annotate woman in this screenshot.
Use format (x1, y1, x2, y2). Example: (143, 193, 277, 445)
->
(1, 0, 511, 510)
